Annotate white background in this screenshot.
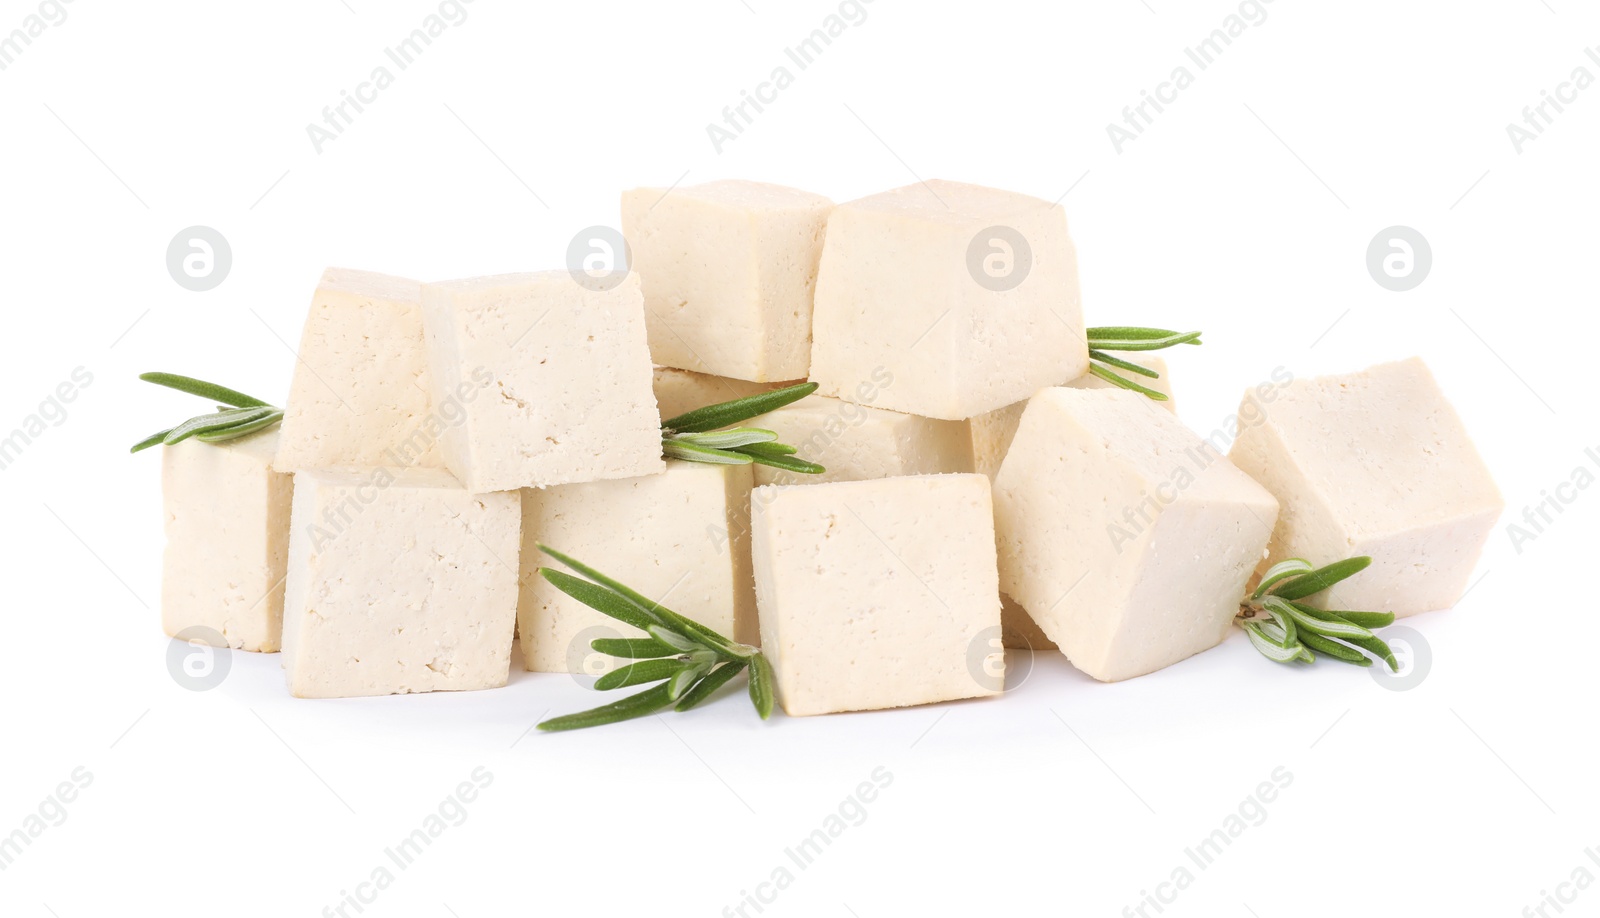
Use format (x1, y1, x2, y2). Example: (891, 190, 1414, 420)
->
(2, 1, 1596, 916)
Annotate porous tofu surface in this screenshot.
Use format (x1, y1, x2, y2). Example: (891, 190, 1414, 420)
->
(280, 467, 521, 698)
(994, 388, 1278, 682)
(519, 461, 757, 672)
(274, 267, 443, 472)
(162, 431, 293, 652)
(750, 392, 974, 487)
(809, 179, 1087, 420)
(1228, 357, 1503, 615)
(751, 474, 1003, 716)
(623, 180, 833, 382)
(419, 271, 663, 492)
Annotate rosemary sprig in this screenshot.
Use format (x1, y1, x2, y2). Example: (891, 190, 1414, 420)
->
(1084, 326, 1202, 401)
(660, 382, 825, 474)
(1235, 556, 1400, 671)
(130, 372, 282, 453)
(536, 545, 776, 732)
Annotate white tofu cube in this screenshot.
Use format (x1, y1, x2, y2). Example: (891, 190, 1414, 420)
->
(274, 268, 444, 472)
(970, 356, 1176, 479)
(994, 389, 1279, 682)
(810, 180, 1087, 420)
(652, 366, 789, 421)
(752, 474, 1003, 715)
(281, 468, 521, 698)
(622, 180, 833, 382)
(1228, 357, 1503, 616)
(749, 392, 973, 487)
(162, 431, 292, 652)
(519, 462, 757, 672)
(419, 271, 663, 492)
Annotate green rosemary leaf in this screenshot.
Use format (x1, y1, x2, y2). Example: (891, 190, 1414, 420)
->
(1256, 619, 1292, 647)
(674, 661, 749, 712)
(1087, 363, 1170, 400)
(139, 372, 272, 408)
(1298, 608, 1396, 630)
(661, 382, 818, 433)
(748, 653, 776, 719)
(667, 663, 711, 701)
(540, 568, 659, 633)
(537, 683, 676, 732)
(742, 452, 827, 475)
(1345, 633, 1399, 672)
(591, 637, 682, 659)
(1262, 604, 1298, 647)
(1264, 597, 1374, 640)
(1084, 330, 1203, 352)
(1296, 631, 1373, 666)
(735, 441, 798, 457)
(1086, 349, 1161, 379)
(162, 406, 277, 447)
(195, 409, 284, 442)
(672, 427, 780, 450)
(1242, 621, 1304, 663)
(647, 626, 701, 653)
(129, 428, 174, 453)
(538, 545, 754, 660)
(1270, 557, 1372, 601)
(1085, 326, 1187, 340)
(594, 658, 694, 692)
(1253, 558, 1315, 599)
(663, 440, 756, 465)
(1295, 645, 1316, 663)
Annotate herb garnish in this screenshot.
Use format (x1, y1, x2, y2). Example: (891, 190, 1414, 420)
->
(129, 372, 283, 453)
(660, 381, 824, 474)
(535, 545, 776, 732)
(1236, 556, 1400, 670)
(1085, 326, 1203, 401)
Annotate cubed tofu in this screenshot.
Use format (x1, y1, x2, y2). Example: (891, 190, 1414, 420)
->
(970, 356, 1176, 479)
(810, 180, 1087, 420)
(652, 366, 789, 422)
(280, 468, 521, 698)
(994, 389, 1278, 682)
(162, 431, 293, 652)
(750, 391, 973, 487)
(622, 180, 833, 382)
(518, 461, 757, 672)
(1228, 357, 1503, 615)
(752, 474, 1003, 715)
(274, 268, 444, 472)
(419, 271, 663, 492)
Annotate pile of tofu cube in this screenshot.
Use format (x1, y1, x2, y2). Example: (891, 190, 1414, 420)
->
(159, 179, 1503, 713)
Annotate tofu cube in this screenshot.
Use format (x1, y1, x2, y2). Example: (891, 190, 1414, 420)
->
(994, 389, 1279, 682)
(275, 268, 444, 472)
(519, 462, 757, 672)
(281, 468, 521, 698)
(162, 431, 293, 652)
(810, 180, 1087, 420)
(622, 180, 833, 382)
(749, 391, 973, 487)
(652, 366, 790, 421)
(752, 474, 1003, 715)
(419, 271, 663, 492)
(1228, 357, 1503, 615)
(970, 356, 1176, 479)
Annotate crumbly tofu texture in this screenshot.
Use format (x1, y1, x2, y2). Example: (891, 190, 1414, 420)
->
(419, 271, 664, 492)
(810, 180, 1088, 420)
(519, 461, 757, 672)
(1228, 357, 1503, 616)
(162, 431, 293, 652)
(623, 180, 833, 382)
(275, 268, 443, 472)
(970, 356, 1175, 479)
(652, 366, 790, 422)
(752, 474, 1003, 716)
(750, 391, 973, 487)
(994, 388, 1279, 682)
(280, 468, 521, 698)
